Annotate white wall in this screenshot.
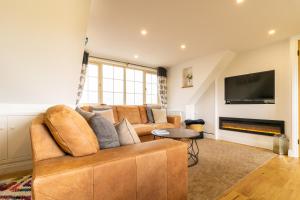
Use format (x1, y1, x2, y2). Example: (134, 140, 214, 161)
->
(195, 82, 215, 133)
(168, 51, 226, 112)
(216, 40, 292, 150)
(0, 0, 91, 105)
(167, 51, 235, 133)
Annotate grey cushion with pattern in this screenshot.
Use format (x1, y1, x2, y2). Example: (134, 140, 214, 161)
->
(89, 114, 120, 149)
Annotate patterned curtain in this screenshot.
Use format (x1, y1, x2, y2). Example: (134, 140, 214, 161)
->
(75, 51, 89, 105)
(157, 67, 168, 108)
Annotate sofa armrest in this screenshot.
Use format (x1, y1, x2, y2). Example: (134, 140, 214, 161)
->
(32, 139, 187, 200)
(167, 115, 181, 128)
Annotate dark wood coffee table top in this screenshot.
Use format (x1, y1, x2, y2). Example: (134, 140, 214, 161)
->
(152, 128, 200, 139)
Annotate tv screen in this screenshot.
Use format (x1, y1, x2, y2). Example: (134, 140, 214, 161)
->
(225, 70, 275, 104)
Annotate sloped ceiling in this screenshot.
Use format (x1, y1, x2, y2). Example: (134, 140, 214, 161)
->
(87, 0, 300, 67)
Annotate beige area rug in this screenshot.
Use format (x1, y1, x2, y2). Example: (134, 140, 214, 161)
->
(188, 139, 276, 200)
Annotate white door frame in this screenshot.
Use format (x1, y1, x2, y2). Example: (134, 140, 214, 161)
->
(290, 36, 300, 157)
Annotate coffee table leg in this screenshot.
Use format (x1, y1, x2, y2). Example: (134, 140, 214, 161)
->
(188, 138, 199, 167)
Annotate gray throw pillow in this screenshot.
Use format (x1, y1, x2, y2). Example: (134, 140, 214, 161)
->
(115, 118, 141, 146)
(146, 105, 161, 123)
(89, 114, 120, 149)
(75, 107, 95, 122)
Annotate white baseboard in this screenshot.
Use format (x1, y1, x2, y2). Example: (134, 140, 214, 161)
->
(0, 160, 32, 175)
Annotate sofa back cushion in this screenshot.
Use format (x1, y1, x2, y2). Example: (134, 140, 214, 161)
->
(138, 106, 148, 124)
(44, 105, 99, 156)
(116, 106, 142, 124)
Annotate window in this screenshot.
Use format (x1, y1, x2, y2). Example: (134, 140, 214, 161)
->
(80, 59, 158, 105)
(102, 64, 124, 105)
(126, 68, 144, 105)
(80, 64, 98, 103)
(146, 73, 158, 104)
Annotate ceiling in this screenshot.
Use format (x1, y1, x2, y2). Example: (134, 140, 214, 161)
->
(87, 0, 300, 67)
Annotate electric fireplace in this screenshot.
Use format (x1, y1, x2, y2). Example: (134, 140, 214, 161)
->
(219, 117, 284, 136)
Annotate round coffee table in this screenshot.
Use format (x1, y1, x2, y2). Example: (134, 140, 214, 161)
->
(152, 128, 200, 167)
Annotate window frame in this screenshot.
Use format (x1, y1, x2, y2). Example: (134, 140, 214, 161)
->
(85, 58, 158, 105)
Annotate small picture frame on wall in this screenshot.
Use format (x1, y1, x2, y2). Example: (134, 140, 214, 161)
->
(182, 67, 193, 88)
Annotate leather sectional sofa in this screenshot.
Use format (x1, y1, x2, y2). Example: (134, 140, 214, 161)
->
(81, 105, 182, 141)
(30, 107, 187, 200)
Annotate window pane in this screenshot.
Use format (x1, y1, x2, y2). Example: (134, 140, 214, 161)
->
(114, 93, 124, 105)
(103, 92, 113, 105)
(114, 80, 124, 93)
(114, 67, 124, 80)
(87, 64, 98, 77)
(135, 82, 143, 94)
(152, 75, 157, 83)
(89, 92, 98, 103)
(126, 81, 134, 93)
(152, 94, 158, 104)
(103, 78, 113, 92)
(146, 83, 152, 95)
(135, 94, 143, 105)
(88, 77, 98, 91)
(80, 92, 88, 103)
(126, 93, 135, 105)
(146, 74, 152, 83)
(103, 65, 113, 78)
(146, 94, 152, 104)
(152, 84, 157, 94)
(126, 69, 134, 81)
(135, 70, 143, 82)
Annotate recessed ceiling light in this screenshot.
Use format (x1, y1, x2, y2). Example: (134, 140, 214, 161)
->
(141, 29, 147, 36)
(180, 44, 186, 50)
(268, 29, 276, 35)
(134, 54, 139, 59)
(236, 0, 244, 4)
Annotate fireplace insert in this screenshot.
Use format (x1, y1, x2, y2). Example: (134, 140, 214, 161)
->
(219, 117, 284, 136)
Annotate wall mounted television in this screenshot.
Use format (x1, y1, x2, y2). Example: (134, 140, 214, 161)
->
(225, 70, 275, 104)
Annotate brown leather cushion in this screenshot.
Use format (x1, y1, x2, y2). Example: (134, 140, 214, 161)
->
(44, 105, 99, 156)
(132, 124, 155, 136)
(138, 106, 148, 124)
(116, 106, 142, 124)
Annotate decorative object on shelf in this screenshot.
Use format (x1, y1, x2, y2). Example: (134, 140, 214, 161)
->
(182, 67, 193, 88)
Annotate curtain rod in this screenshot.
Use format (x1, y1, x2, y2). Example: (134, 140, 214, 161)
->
(89, 56, 157, 70)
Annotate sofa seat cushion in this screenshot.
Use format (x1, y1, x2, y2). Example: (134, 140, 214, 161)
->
(153, 123, 176, 130)
(116, 106, 142, 124)
(44, 105, 99, 156)
(132, 124, 155, 136)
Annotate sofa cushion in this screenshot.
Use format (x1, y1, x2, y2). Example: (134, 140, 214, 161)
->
(89, 114, 120, 149)
(146, 105, 161, 123)
(75, 107, 95, 121)
(138, 106, 148, 124)
(152, 109, 168, 123)
(115, 119, 141, 145)
(154, 123, 176, 130)
(132, 124, 155, 136)
(116, 106, 142, 124)
(93, 109, 115, 124)
(44, 105, 99, 156)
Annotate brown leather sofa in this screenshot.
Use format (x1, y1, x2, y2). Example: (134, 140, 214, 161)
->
(30, 114, 188, 200)
(82, 105, 182, 141)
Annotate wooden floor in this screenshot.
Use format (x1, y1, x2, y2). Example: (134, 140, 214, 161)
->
(0, 169, 32, 181)
(218, 156, 300, 200)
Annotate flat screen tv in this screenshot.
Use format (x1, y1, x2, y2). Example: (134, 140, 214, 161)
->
(225, 70, 275, 104)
